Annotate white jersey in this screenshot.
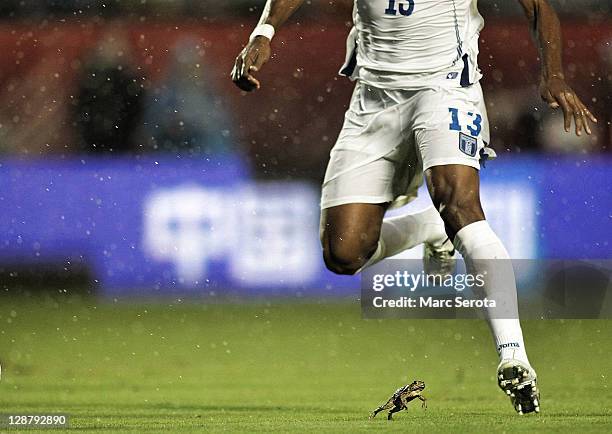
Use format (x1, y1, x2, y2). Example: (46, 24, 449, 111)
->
(340, 0, 485, 89)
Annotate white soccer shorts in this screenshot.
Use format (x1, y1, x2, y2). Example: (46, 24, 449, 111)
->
(321, 81, 493, 210)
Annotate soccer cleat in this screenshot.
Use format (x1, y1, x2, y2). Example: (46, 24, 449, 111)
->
(423, 237, 456, 278)
(497, 359, 540, 415)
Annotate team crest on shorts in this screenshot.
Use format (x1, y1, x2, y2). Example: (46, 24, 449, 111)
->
(459, 133, 478, 157)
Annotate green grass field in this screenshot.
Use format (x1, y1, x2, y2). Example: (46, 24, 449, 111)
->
(0, 295, 611, 432)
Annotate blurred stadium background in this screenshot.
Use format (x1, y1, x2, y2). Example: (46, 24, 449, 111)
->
(0, 2, 610, 430)
(0, 0, 609, 296)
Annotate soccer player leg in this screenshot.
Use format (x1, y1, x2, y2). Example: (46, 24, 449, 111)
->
(320, 84, 449, 274)
(424, 164, 539, 414)
(417, 86, 538, 412)
(425, 164, 527, 362)
(320, 203, 447, 276)
(321, 201, 449, 275)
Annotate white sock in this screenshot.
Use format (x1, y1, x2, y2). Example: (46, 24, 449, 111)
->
(359, 206, 446, 271)
(454, 220, 530, 366)
(381, 206, 447, 256)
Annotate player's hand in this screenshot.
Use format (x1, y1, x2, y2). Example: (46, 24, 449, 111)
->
(539, 76, 597, 136)
(231, 36, 271, 92)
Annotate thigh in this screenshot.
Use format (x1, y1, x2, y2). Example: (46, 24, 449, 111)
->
(321, 91, 423, 209)
(321, 83, 417, 210)
(321, 150, 415, 210)
(425, 164, 482, 203)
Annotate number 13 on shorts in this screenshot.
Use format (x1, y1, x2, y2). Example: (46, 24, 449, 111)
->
(448, 107, 483, 137)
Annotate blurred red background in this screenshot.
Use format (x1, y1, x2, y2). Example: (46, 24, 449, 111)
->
(0, 18, 609, 179)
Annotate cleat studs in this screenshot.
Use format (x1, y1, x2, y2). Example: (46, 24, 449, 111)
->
(497, 363, 540, 415)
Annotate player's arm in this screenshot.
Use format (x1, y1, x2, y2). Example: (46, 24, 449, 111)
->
(518, 0, 597, 135)
(231, 0, 305, 92)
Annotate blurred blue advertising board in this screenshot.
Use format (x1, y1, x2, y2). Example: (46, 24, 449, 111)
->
(0, 155, 609, 297)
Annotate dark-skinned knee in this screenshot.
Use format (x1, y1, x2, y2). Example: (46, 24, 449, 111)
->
(323, 238, 378, 275)
(426, 165, 485, 238)
(434, 195, 485, 237)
